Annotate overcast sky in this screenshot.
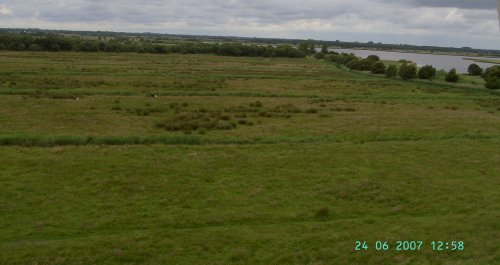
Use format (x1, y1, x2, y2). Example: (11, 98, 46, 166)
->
(0, 0, 499, 49)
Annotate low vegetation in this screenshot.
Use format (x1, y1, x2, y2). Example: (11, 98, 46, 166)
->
(0, 51, 499, 264)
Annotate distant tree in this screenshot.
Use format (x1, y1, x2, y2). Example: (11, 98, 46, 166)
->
(385, 65, 398, 78)
(418, 65, 437, 80)
(299, 39, 316, 54)
(445, 68, 460, 83)
(321, 44, 329, 54)
(78, 41, 99, 52)
(9, 42, 26, 51)
(482, 66, 500, 89)
(467, 63, 483, 76)
(367, 55, 380, 62)
(28, 44, 42, 51)
(371, 61, 386, 74)
(398, 63, 417, 80)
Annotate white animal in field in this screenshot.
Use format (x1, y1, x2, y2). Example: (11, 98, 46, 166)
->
(74, 97, 79, 101)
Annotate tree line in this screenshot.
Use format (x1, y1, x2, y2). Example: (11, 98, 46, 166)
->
(4, 28, 499, 57)
(0, 33, 306, 58)
(314, 49, 500, 90)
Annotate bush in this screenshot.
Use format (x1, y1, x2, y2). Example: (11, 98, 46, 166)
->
(398, 64, 417, 80)
(468, 63, 483, 76)
(371, 61, 386, 74)
(346, 58, 372, 71)
(445, 68, 460, 83)
(398, 59, 413, 64)
(314, 52, 325, 60)
(482, 66, 500, 89)
(328, 53, 357, 65)
(418, 65, 437, 80)
(385, 65, 398, 78)
(367, 55, 380, 61)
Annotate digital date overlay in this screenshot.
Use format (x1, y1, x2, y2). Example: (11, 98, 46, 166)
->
(354, 241, 464, 252)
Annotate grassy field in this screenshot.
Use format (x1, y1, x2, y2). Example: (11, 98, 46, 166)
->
(0, 51, 499, 264)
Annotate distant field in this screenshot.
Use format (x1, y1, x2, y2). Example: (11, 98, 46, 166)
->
(1, 51, 499, 264)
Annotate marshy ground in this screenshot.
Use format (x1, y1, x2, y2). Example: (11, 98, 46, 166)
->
(0, 51, 499, 264)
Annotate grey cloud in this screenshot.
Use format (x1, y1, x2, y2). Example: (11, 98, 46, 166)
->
(382, 0, 496, 10)
(0, 0, 498, 49)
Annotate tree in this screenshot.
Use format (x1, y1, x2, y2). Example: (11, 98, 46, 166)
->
(298, 40, 316, 54)
(482, 66, 500, 89)
(367, 55, 380, 62)
(418, 65, 437, 80)
(467, 63, 483, 76)
(321, 44, 329, 54)
(445, 68, 460, 83)
(385, 65, 398, 78)
(371, 61, 386, 74)
(398, 63, 417, 80)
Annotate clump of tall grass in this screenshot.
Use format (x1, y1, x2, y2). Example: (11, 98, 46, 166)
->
(315, 207, 330, 219)
(272, 104, 302, 113)
(155, 112, 239, 132)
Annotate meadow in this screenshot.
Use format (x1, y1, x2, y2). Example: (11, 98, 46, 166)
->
(0, 51, 499, 264)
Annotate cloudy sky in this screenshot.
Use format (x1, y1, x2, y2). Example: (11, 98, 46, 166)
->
(0, 0, 499, 49)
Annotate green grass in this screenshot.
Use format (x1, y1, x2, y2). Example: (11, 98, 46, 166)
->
(0, 51, 499, 264)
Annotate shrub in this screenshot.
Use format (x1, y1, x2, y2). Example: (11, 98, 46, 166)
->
(371, 61, 386, 74)
(445, 68, 459, 83)
(482, 66, 500, 89)
(328, 53, 358, 65)
(385, 65, 398, 78)
(367, 55, 380, 62)
(346, 58, 372, 71)
(418, 65, 437, 80)
(467, 63, 483, 76)
(314, 52, 325, 60)
(398, 59, 413, 64)
(398, 64, 417, 80)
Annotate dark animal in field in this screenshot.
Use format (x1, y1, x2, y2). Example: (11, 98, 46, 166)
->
(148, 94, 158, 98)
